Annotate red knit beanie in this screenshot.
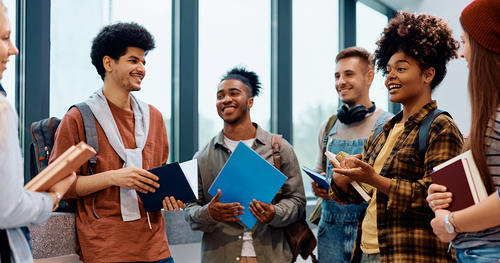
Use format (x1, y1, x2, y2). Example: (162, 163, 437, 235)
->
(460, 0, 500, 54)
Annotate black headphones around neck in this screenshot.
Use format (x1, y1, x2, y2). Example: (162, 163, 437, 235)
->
(337, 102, 376, 124)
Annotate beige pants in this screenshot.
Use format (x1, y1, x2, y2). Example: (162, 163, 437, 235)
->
(240, 256, 258, 263)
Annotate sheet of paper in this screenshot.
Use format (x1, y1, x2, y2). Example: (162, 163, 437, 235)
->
(179, 159, 198, 199)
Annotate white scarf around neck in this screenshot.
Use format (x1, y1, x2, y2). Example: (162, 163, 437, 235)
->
(85, 88, 150, 222)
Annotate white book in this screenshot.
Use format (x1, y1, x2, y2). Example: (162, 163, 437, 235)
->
(324, 151, 371, 202)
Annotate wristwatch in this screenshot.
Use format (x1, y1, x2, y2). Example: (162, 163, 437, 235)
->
(52, 192, 62, 212)
(444, 213, 456, 234)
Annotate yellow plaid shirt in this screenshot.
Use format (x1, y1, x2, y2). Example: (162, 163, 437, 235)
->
(330, 101, 463, 263)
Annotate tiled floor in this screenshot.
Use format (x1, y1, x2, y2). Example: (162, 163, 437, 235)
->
(170, 225, 319, 263)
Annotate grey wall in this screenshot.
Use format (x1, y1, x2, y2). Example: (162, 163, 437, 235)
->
(380, 0, 472, 135)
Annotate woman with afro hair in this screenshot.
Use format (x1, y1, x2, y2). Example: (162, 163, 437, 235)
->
(328, 11, 463, 262)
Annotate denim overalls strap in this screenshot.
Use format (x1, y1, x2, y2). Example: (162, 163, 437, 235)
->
(323, 120, 368, 218)
(322, 110, 392, 215)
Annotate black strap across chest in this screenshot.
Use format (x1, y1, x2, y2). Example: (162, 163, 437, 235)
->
(0, 229, 11, 262)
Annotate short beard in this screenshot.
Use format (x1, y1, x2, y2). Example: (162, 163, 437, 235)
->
(221, 102, 249, 125)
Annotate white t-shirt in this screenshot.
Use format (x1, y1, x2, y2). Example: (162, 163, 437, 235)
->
(223, 136, 257, 257)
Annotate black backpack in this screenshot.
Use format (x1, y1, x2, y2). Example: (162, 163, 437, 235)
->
(371, 109, 452, 160)
(29, 102, 99, 211)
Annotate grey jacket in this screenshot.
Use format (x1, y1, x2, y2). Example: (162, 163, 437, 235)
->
(184, 124, 306, 263)
(0, 95, 53, 263)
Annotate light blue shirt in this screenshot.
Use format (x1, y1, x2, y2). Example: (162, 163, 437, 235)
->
(0, 95, 52, 262)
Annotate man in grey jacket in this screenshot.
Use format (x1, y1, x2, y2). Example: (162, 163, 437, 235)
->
(184, 67, 306, 263)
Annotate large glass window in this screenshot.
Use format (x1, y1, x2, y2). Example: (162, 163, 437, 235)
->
(50, 0, 171, 121)
(198, 0, 271, 149)
(2, 0, 16, 107)
(356, 1, 389, 111)
(292, 0, 339, 197)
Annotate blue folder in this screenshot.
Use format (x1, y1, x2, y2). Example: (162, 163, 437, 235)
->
(138, 162, 197, 212)
(302, 166, 330, 190)
(208, 142, 287, 228)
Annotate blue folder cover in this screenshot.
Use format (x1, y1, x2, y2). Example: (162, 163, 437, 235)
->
(302, 167, 330, 190)
(137, 162, 197, 212)
(208, 142, 287, 228)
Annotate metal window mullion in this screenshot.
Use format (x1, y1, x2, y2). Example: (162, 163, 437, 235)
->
(171, 0, 198, 162)
(21, 0, 50, 183)
(270, 0, 293, 143)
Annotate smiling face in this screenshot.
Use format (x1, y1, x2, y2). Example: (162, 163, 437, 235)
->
(335, 56, 373, 106)
(0, 7, 18, 80)
(104, 46, 146, 92)
(216, 79, 253, 125)
(385, 51, 434, 105)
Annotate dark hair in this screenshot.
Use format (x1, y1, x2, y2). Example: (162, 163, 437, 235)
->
(90, 22, 155, 80)
(335, 46, 374, 70)
(220, 67, 262, 97)
(465, 29, 500, 194)
(374, 11, 459, 90)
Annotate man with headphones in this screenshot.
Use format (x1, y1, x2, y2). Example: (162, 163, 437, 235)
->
(312, 47, 393, 263)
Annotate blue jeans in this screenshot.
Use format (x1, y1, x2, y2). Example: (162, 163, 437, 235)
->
(455, 246, 500, 262)
(137, 257, 174, 263)
(360, 253, 380, 263)
(317, 199, 367, 263)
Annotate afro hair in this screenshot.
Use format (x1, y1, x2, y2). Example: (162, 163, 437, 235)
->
(374, 11, 459, 90)
(220, 67, 262, 97)
(90, 22, 155, 80)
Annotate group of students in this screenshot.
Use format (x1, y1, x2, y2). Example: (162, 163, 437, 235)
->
(311, 0, 500, 262)
(0, 0, 499, 262)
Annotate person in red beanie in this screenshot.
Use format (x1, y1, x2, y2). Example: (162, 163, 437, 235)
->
(427, 0, 500, 261)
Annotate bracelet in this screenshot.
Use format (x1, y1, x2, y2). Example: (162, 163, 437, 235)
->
(449, 212, 460, 233)
(52, 192, 62, 212)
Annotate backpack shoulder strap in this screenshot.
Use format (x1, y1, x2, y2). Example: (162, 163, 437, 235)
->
(417, 109, 451, 160)
(271, 134, 282, 171)
(321, 114, 337, 169)
(71, 102, 99, 174)
(322, 114, 337, 149)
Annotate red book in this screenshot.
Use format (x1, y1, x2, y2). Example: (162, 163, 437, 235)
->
(431, 150, 487, 211)
(431, 159, 475, 211)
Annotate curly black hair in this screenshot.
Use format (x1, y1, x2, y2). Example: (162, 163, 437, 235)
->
(374, 11, 459, 90)
(90, 22, 155, 80)
(220, 67, 262, 97)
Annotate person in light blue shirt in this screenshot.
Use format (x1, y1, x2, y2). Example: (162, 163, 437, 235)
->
(0, 1, 75, 262)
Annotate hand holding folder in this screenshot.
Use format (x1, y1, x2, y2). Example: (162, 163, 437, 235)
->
(137, 159, 198, 212)
(207, 189, 245, 222)
(208, 142, 287, 228)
